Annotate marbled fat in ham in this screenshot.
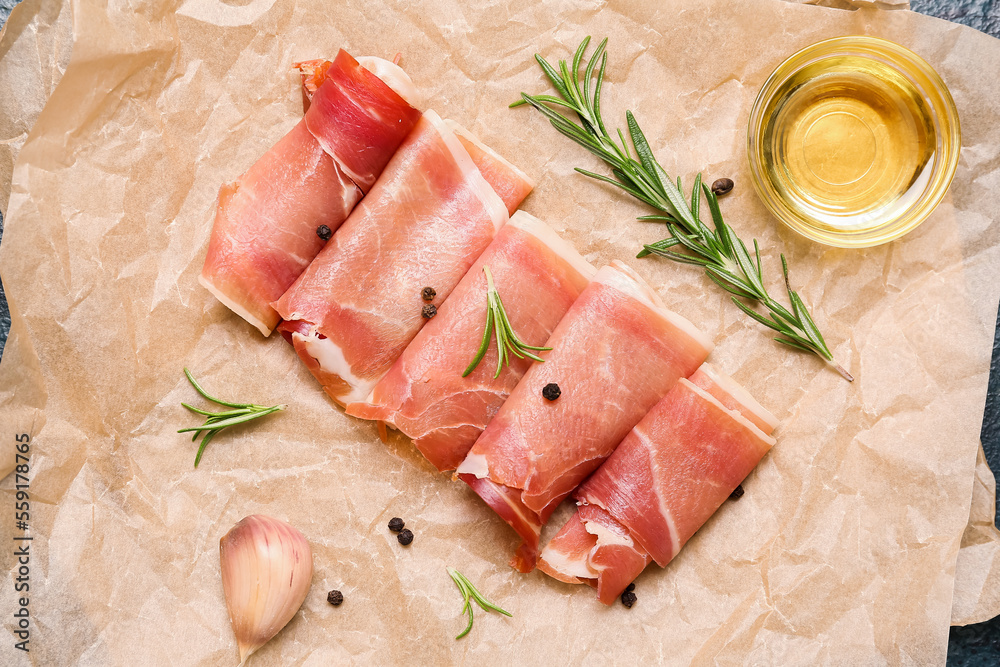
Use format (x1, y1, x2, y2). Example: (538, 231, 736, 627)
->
(274, 111, 508, 407)
(346, 211, 594, 472)
(456, 261, 713, 572)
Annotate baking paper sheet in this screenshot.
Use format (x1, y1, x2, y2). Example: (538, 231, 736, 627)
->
(1, 0, 999, 663)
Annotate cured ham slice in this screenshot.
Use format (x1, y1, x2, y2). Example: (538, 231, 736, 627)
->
(346, 211, 595, 471)
(304, 50, 423, 193)
(446, 121, 534, 215)
(274, 111, 508, 407)
(538, 366, 777, 604)
(200, 51, 420, 336)
(200, 121, 362, 335)
(456, 261, 713, 572)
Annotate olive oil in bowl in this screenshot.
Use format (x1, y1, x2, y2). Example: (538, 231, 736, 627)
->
(748, 37, 960, 248)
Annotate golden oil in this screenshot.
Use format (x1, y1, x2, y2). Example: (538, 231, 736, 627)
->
(761, 56, 935, 231)
(748, 37, 960, 248)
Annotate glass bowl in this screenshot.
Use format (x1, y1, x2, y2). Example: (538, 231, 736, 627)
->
(746, 36, 961, 248)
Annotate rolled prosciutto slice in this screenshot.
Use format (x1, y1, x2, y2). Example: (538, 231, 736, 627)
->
(456, 261, 713, 572)
(346, 211, 595, 471)
(200, 51, 420, 336)
(538, 364, 777, 604)
(274, 111, 508, 406)
(304, 51, 422, 193)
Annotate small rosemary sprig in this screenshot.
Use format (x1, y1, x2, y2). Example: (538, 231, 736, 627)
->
(512, 36, 852, 382)
(447, 567, 512, 640)
(178, 368, 285, 467)
(462, 265, 552, 378)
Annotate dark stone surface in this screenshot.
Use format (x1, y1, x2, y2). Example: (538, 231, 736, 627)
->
(0, 209, 8, 354)
(0, 0, 997, 661)
(0, 0, 18, 26)
(912, 0, 1000, 36)
(0, 0, 17, 359)
(0, 0, 18, 357)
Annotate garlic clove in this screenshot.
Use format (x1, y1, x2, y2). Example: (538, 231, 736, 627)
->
(219, 514, 313, 665)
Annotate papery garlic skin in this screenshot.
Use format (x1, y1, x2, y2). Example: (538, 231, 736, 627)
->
(220, 514, 313, 665)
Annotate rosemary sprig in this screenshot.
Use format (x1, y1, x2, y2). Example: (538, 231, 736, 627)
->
(462, 265, 552, 378)
(447, 567, 512, 640)
(511, 36, 852, 382)
(178, 368, 285, 467)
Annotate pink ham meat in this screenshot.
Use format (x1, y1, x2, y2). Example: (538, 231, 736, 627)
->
(274, 111, 508, 407)
(346, 211, 595, 471)
(200, 51, 420, 336)
(456, 261, 713, 572)
(447, 121, 534, 215)
(538, 364, 777, 604)
(304, 50, 422, 193)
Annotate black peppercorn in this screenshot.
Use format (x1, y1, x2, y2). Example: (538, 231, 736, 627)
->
(316, 224, 332, 241)
(625, 583, 635, 593)
(710, 178, 734, 196)
(397, 528, 414, 546)
(421, 286, 437, 302)
(542, 383, 561, 401)
(421, 304, 437, 319)
(621, 590, 637, 608)
(327, 590, 344, 606)
(729, 484, 745, 500)
(388, 517, 405, 532)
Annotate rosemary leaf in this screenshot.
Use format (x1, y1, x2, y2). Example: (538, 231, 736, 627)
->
(184, 367, 250, 409)
(637, 237, 681, 259)
(705, 270, 756, 300)
(775, 336, 817, 353)
(576, 167, 657, 205)
(194, 429, 217, 468)
(691, 173, 702, 222)
(730, 297, 784, 333)
(647, 244, 713, 267)
(181, 403, 253, 418)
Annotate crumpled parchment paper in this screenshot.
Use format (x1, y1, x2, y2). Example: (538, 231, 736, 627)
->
(1, 0, 999, 664)
(0, 0, 68, 504)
